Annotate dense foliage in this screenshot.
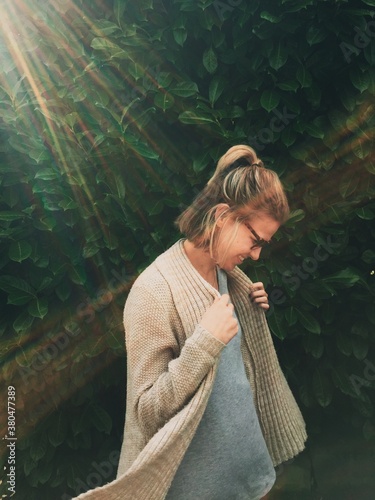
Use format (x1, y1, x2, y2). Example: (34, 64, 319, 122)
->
(0, 0, 374, 498)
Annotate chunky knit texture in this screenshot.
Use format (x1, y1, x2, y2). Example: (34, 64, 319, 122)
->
(74, 240, 307, 500)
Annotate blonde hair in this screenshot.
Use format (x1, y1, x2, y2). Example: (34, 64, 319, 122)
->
(175, 145, 289, 247)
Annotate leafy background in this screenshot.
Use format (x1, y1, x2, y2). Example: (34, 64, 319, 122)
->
(0, 0, 374, 498)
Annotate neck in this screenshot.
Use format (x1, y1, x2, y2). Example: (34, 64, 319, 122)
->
(183, 240, 218, 289)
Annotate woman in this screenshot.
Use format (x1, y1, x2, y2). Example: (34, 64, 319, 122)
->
(76, 145, 307, 500)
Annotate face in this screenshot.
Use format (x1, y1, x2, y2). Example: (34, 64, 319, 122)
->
(213, 210, 280, 271)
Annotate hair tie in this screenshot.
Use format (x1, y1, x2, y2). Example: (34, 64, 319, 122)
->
(225, 157, 250, 175)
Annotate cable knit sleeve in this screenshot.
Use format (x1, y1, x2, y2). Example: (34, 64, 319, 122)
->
(124, 283, 225, 441)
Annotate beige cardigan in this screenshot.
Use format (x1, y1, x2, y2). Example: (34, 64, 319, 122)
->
(75, 240, 307, 500)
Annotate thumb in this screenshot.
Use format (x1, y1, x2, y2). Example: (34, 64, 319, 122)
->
(219, 293, 230, 305)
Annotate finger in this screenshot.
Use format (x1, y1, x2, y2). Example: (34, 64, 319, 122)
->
(253, 296, 268, 303)
(258, 303, 270, 310)
(251, 290, 268, 299)
(219, 293, 231, 305)
(250, 294, 268, 304)
(227, 303, 235, 313)
(250, 282, 264, 291)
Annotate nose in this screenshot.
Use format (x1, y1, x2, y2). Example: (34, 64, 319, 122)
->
(249, 247, 262, 261)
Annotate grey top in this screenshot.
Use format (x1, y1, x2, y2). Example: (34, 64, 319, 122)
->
(166, 268, 276, 500)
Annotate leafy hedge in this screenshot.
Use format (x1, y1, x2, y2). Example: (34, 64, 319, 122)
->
(0, 0, 374, 497)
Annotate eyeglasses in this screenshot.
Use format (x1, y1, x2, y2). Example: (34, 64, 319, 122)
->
(243, 222, 272, 249)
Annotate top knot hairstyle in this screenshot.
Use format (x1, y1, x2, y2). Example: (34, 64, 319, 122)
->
(176, 145, 289, 247)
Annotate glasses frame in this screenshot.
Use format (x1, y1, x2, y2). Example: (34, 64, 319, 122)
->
(243, 221, 272, 250)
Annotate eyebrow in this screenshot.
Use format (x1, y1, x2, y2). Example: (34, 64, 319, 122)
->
(244, 222, 271, 246)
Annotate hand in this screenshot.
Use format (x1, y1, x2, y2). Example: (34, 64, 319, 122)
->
(199, 294, 238, 344)
(250, 282, 269, 310)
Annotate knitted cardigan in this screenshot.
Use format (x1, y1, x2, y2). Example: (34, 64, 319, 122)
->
(75, 240, 307, 500)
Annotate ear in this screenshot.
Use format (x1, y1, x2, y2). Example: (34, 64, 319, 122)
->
(215, 203, 230, 227)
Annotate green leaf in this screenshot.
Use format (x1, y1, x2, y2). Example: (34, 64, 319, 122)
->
(303, 334, 324, 359)
(9, 241, 32, 262)
(361, 249, 375, 264)
(352, 336, 369, 361)
(135, 141, 160, 159)
(2, 188, 19, 208)
(268, 308, 287, 339)
(352, 138, 371, 160)
(296, 309, 321, 334)
(13, 311, 34, 333)
(29, 149, 53, 163)
(23, 453, 38, 476)
(179, 110, 217, 125)
(209, 76, 226, 107)
(299, 384, 314, 408)
(65, 112, 79, 129)
(203, 47, 218, 74)
(350, 69, 369, 93)
(173, 27, 187, 46)
(281, 127, 297, 147)
(106, 330, 124, 350)
(28, 298, 48, 319)
(306, 26, 327, 45)
(296, 66, 312, 88)
(364, 160, 375, 175)
(91, 38, 127, 58)
(34, 169, 58, 181)
(48, 412, 68, 446)
(33, 216, 57, 231)
(260, 11, 281, 23)
(336, 334, 352, 356)
(114, 0, 126, 25)
(313, 368, 332, 407)
(30, 432, 48, 461)
(304, 122, 324, 139)
(156, 71, 173, 88)
(323, 268, 361, 287)
(331, 366, 357, 396)
(83, 243, 100, 258)
(339, 171, 360, 198)
(55, 281, 71, 302)
(95, 19, 121, 36)
(68, 266, 86, 285)
(285, 306, 297, 326)
(269, 43, 288, 70)
(260, 89, 280, 112)
(59, 198, 79, 211)
(0, 276, 36, 305)
(300, 287, 323, 307)
(0, 211, 24, 221)
(38, 461, 54, 485)
(277, 80, 299, 92)
(170, 81, 198, 97)
(154, 92, 175, 111)
(325, 205, 343, 224)
(91, 405, 112, 434)
(353, 396, 374, 418)
(285, 209, 305, 226)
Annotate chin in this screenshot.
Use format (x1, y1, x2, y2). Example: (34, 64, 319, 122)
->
(222, 263, 236, 272)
